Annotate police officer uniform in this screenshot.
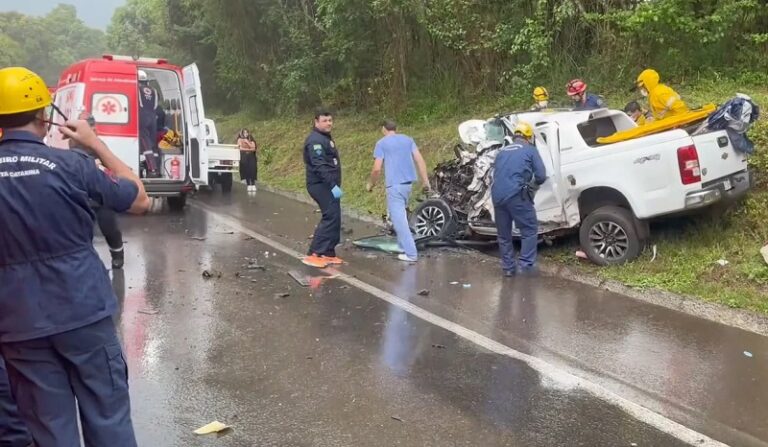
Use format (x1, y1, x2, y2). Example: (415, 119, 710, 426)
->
(0, 126, 140, 447)
(491, 126, 547, 275)
(303, 127, 342, 258)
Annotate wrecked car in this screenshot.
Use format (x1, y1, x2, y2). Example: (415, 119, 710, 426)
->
(409, 108, 753, 265)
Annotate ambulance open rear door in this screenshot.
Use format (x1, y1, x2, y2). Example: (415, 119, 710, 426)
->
(182, 63, 208, 186)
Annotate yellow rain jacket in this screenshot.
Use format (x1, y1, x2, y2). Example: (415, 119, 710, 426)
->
(636, 69, 689, 121)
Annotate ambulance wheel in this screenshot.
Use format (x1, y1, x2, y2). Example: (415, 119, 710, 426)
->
(167, 195, 187, 212)
(220, 174, 233, 194)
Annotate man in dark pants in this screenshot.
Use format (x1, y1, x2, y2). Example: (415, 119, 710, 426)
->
(71, 113, 125, 269)
(491, 121, 547, 277)
(0, 67, 150, 446)
(302, 108, 343, 268)
(0, 357, 31, 447)
(138, 69, 161, 178)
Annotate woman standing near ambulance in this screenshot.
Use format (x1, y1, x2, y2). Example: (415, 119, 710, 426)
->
(237, 128, 258, 192)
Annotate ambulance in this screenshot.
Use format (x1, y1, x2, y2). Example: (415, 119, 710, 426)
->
(47, 54, 239, 210)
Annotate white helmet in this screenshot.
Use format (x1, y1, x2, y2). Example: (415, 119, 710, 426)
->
(138, 70, 148, 82)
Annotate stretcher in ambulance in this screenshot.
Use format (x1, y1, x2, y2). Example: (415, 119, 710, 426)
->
(46, 54, 218, 210)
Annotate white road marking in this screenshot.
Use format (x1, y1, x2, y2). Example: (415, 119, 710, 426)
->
(193, 201, 728, 447)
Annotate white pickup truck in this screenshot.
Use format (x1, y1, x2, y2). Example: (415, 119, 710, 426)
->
(203, 118, 240, 193)
(411, 108, 753, 265)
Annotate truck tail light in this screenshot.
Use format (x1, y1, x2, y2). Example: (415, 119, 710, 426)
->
(677, 145, 701, 185)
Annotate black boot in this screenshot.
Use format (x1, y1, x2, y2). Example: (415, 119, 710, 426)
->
(110, 247, 124, 269)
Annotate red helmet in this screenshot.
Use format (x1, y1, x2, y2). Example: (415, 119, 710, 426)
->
(566, 79, 587, 96)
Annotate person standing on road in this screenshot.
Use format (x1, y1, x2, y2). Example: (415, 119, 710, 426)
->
(70, 112, 126, 269)
(366, 120, 431, 263)
(491, 121, 547, 277)
(302, 108, 343, 268)
(566, 79, 605, 111)
(0, 67, 150, 446)
(237, 128, 258, 192)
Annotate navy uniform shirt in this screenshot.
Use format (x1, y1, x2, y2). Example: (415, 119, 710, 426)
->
(491, 137, 547, 205)
(303, 128, 341, 187)
(0, 131, 139, 342)
(573, 93, 605, 111)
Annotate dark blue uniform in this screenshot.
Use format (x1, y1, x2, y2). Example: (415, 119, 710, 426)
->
(0, 131, 139, 446)
(491, 137, 547, 273)
(139, 83, 160, 175)
(0, 357, 30, 447)
(303, 128, 342, 257)
(573, 93, 605, 111)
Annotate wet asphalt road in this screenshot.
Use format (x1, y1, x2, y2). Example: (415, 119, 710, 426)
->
(97, 186, 768, 446)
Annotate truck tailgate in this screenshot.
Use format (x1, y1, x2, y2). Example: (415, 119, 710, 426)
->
(692, 130, 749, 183)
(208, 144, 240, 162)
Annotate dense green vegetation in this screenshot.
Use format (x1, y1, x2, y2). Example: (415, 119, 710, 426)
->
(0, 5, 106, 84)
(105, 0, 768, 116)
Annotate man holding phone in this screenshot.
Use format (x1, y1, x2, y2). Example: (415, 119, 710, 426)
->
(0, 67, 150, 446)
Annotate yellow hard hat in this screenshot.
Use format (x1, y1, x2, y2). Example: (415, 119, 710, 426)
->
(0, 67, 52, 115)
(532, 86, 549, 101)
(514, 121, 534, 139)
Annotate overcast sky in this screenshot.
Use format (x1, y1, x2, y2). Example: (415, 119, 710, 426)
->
(0, 0, 125, 30)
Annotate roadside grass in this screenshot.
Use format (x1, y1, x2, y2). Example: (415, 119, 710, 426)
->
(215, 79, 768, 314)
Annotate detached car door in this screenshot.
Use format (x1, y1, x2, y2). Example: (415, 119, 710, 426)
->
(533, 123, 579, 232)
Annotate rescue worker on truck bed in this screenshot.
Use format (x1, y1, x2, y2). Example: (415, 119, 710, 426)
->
(0, 66, 150, 446)
(491, 121, 547, 277)
(634, 68, 689, 121)
(567, 79, 605, 111)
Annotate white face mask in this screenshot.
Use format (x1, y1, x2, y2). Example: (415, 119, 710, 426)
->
(538, 100, 548, 108)
(640, 88, 649, 97)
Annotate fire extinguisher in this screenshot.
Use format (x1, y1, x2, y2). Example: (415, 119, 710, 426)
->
(170, 156, 181, 180)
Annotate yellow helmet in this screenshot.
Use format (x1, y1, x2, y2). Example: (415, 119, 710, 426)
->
(514, 121, 534, 139)
(0, 67, 52, 116)
(532, 86, 549, 101)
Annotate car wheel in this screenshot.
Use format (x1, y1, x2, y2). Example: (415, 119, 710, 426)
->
(579, 206, 641, 265)
(409, 199, 457, 239)
(167, 195, 187, 212)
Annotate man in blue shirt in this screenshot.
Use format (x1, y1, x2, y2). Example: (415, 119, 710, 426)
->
(491, 121, 547, 276)
(566, 78, 605, 111)
(366, 120, 431, 262)
(0, 67, 150, 446)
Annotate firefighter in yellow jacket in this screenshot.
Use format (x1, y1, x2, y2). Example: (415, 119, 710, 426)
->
(635, 69, 689, 121)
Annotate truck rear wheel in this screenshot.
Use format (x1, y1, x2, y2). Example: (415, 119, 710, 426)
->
(167, 195, 187, 212)
(220, 173, 233, 193)
(579, 206, 642, 265)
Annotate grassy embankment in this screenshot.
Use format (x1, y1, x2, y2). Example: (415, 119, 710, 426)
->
(216, 79, 768, 313)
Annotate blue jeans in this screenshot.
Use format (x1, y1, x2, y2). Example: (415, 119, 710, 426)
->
(0, 356, 30, 447)
(1, 317, 137, 447)
(494, 193, 538, 271)
(387, 183, 417, 259)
